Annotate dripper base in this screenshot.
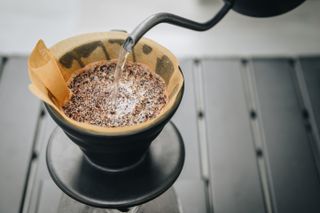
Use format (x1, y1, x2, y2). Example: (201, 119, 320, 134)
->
(46, 122, 185, 209)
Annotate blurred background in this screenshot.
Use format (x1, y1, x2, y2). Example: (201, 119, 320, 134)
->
(1, 0, 320, 57)
(1, 0, 320, 213)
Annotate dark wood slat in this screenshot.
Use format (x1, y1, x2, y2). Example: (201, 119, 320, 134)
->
(174, 180, 208, 213)
(202, 59, 265, 213)
(299, 57, 320, 140)
(0, 57, 41, 213)
(173, 60, 201, 179)
(24, 111, 57, 213)
(251, 58, 320, 213)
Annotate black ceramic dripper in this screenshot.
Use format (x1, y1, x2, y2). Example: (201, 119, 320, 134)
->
(34, 30, 185, 171)
(37, 32, 185, 209)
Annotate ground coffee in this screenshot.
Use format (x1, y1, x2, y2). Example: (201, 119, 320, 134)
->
(62, 60, 167, 127)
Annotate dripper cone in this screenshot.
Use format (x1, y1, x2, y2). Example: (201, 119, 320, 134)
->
(28, 31, 184, 136)
(28, 32, 184, 169)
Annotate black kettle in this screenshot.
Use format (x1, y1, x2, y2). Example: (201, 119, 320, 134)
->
(231, 0, 304, 17)
(123, 0, 305, 51)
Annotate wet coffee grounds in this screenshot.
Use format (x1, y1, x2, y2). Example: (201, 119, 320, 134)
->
(62, 60, 167, 127)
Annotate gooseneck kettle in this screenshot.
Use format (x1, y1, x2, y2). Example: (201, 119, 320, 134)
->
(123, 0, 305, 51)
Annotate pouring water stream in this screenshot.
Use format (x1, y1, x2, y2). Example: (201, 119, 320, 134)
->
(110, 1, 233, 106)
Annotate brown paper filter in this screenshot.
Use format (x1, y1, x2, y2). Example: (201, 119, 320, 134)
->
(28, 32, 183, 135)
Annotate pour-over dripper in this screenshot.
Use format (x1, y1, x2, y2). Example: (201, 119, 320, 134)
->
(28, 31, 185, 168)
(28, 32, 186, 209)
(37, 32, 184, 170)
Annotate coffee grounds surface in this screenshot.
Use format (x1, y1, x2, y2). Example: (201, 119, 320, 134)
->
(63, 60, 167, 127)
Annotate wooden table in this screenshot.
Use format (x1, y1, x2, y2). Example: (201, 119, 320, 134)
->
(0, 56, 320, 213)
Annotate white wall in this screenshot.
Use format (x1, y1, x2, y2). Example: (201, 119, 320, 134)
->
(0, 0, 320, 57)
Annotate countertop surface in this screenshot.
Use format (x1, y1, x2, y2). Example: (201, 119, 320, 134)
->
(0, 55, 320, 213)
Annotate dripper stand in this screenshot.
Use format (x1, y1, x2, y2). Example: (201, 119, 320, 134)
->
(46, 122, 185, 212)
